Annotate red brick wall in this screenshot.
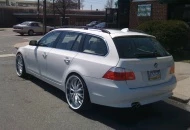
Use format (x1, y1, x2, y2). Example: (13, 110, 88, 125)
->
(129, 1, 168, 28)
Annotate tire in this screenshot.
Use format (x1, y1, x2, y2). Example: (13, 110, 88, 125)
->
(28, 30, 34, 36)
(65, 74, 91, 111)
(20, 33, 24, 36)
(16, 53, 26, 77)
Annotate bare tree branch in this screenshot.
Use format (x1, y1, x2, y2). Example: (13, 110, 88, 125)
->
(105, 0, 114, 8)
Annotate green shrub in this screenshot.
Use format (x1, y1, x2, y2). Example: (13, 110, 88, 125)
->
(137, 20, 190, 53)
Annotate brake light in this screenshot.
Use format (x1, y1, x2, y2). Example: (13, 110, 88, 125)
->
(103, 67, 135, 81)
(170, 65, 175, 74)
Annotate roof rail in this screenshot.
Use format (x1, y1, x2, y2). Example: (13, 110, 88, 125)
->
(83, 27, 110, 34)
(101, 29, 110, 34)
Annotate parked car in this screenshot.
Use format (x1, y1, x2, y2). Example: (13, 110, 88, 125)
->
(13, 21, 54, 36)
(93, 22, 106, 29)
(86, 21, 99, 27)
(16, 28, 176, 111)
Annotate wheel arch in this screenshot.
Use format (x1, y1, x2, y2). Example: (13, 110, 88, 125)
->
(64, 71, 92, 102)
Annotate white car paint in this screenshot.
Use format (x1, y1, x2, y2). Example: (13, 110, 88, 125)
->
(16, 28, 177, 108)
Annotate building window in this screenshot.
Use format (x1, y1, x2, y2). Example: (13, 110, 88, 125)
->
(137, 4, 151, 17)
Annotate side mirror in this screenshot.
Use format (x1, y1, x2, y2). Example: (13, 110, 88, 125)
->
(29, 40, 38, 46)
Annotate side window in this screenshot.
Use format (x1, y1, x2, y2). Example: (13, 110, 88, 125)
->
(82, 35, 107, 56)
(56, 32, 78, 50)
(38, 31, 61, 47)
(72, 34, 84, 51)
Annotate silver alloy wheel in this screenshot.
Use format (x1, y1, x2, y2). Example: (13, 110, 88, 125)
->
(16, 54, 23, 76)
(66, 75, 84, 110)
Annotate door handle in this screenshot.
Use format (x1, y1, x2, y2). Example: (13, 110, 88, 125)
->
(64, 57, 70, 64)
(42, 52, 47, 59)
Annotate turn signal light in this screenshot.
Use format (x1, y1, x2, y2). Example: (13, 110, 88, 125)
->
(170, 65, 175, 74)
(103, 67, 135, 81)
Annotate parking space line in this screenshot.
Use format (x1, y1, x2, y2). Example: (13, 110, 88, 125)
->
(0, 54, 15, 58)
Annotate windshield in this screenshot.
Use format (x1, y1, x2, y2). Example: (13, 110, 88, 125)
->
(113, 36, 170, 58)
(20, 22, 30, 25)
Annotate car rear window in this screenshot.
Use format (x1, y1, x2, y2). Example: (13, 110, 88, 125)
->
(113, 36, 170, 58)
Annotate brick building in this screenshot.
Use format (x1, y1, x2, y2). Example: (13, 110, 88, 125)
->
(128, 0, 190, 28)
(0, 6, 105, 27)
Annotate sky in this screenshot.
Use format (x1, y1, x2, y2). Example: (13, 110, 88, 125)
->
(83, 0, 116, 10)
(7, 0, 115, 11)
(83, 0, 107, 10)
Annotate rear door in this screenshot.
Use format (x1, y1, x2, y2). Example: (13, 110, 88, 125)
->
(113, 36, 174, 89)
(30, 23, 41, 33)
(45, 31, 84, 84)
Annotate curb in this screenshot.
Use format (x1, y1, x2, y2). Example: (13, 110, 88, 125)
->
(170, 93, 190, 103)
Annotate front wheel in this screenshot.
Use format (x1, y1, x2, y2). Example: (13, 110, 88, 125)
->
(16, 53, 26, 77)
(65, 74, 91, 111)
(28, 30, 34, 36)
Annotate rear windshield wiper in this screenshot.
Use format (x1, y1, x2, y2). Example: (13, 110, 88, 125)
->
(135, 48, 160, 57)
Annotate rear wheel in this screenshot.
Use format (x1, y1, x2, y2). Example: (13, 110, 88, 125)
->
(16, 53, 26, 77)
(65, 74, 91, 111)
(28, 30, 34, 36)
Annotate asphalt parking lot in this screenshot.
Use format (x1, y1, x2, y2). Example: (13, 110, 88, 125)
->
(0, 29, 190, 130)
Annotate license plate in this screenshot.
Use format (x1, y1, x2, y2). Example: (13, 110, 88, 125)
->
(147, 70, 161, 81)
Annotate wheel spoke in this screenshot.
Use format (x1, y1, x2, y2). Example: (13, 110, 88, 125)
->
(77, 93, 84, 99)
(70, 88, 74, 92)
(76, 88, 83, 92)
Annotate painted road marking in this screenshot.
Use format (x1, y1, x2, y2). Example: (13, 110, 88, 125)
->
(0, 54, 15, 58)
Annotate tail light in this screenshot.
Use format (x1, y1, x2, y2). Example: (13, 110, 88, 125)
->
(170, 65, 175, 74)
(103, 67, 135, 81)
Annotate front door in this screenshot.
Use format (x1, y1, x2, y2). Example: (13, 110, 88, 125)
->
(27, 31, 62, 76)
(46, 32, 84, 85)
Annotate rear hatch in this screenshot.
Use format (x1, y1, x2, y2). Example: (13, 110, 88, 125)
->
(113, 36, 174, 89)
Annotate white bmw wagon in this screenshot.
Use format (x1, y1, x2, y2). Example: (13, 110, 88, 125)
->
(16, 28, 176, 111)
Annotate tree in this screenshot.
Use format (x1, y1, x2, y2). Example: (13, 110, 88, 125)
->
(105, 0, 114, 8)
(53, 0, 78, 24)
(115, 0, 118, 8)
(80, 0, 85, 10)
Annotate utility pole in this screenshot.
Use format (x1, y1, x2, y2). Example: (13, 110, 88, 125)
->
(43, 0, 47, 34)
(37, 0, 40, 21)
(53, 0, 55, 27)
(78, 0, 80, 9)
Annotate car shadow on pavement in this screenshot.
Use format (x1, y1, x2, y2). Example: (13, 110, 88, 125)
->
(26, 75, 190, 130)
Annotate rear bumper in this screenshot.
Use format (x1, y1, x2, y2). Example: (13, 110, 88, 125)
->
(84, 76, 176, 108)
